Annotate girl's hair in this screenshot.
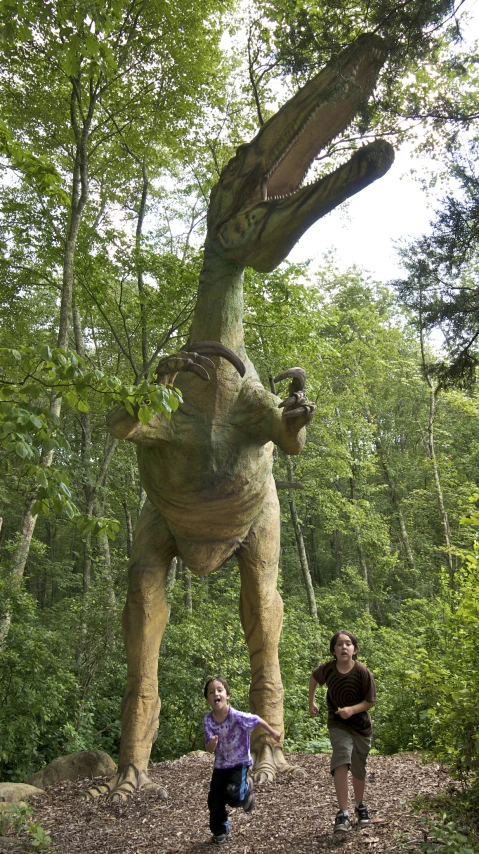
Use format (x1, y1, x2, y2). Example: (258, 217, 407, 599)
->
(204, 676, 231, 699)
(330, 630, 359, 659)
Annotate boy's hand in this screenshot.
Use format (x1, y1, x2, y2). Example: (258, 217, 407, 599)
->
(309, 702, 319, 717)
(206, 735, 219, 753)
(336, 707, 353, 719)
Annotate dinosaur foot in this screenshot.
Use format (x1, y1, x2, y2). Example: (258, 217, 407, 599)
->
(85, 764, 167, 803)
(251, 743, 305, 784)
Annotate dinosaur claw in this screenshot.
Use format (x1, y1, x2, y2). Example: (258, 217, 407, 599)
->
(274, 367, 306, 390)
(185, 362, 211, 381)
(279, 391, 305, 409)
(156, 351, 215, 384)
(283, 404, 315, 421)
(274, 367, 315, 423)
(184, 341, 246, 377)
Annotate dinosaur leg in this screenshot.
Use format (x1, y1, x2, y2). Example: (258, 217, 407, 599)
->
(237, 479, 296, 783)
(86, 499, 175, 802)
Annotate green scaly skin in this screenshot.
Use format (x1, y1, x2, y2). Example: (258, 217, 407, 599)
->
(90, 33, 394, 802)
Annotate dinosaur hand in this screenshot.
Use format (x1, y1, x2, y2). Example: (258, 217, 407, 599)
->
(274, 368, 315, 424)
(156, 341, 246, 386)
(155, 351, 215, 386)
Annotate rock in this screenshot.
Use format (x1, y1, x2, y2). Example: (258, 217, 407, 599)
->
(26, 750, 117, 788)
(0, 783, 45, 803)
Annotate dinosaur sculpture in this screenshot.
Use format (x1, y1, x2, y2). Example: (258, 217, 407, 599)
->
(92, 33, 394, 801)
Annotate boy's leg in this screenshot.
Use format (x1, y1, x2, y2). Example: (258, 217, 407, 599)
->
(333, 764, 349, 811)
(350, 732, 372, 823)
(329, 727, 354, 809)
(208, 769, 230, 837)
(329, 727, 353, 831)
(352, 775, 366, 804)
(350, 732, 371, 794)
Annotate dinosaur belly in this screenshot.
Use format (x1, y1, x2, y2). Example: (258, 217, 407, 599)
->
(137, 438, 273, 573)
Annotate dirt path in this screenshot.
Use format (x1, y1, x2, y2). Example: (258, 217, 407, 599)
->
(1, 752, 451, 853)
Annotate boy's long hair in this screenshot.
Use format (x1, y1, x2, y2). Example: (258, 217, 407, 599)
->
(330, 630, 359, 659)
(204, 676, 230, 698)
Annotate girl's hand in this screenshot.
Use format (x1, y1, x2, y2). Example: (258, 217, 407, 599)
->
(270, 728, 281, 742)
(309, 702, 319, 717)
(206, 735, 219, 752)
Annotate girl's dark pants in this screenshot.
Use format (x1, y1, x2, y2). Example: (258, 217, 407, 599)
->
(208, 764, 249, 836)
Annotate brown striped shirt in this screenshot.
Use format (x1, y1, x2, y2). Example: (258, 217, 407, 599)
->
(312, 660, 376, 736)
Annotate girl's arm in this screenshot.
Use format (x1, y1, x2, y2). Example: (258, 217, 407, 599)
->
(256, 717, 281, 742)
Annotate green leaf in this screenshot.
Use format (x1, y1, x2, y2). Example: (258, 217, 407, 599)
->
(138, 404, 152, 424)
(15, 440, 29, 458)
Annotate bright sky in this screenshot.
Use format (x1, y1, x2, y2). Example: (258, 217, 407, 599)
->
(289, 143, 436, 283)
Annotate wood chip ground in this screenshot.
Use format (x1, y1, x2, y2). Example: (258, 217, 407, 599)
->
(0, 752, 453, 853)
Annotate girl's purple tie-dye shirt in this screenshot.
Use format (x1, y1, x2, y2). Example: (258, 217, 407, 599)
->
(204, 706, 261, 769)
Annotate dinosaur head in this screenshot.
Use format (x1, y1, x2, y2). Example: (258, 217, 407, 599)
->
(208, 33, 395, 273)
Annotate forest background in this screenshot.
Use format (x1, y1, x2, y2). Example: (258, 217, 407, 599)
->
(1, 0, 479, 842)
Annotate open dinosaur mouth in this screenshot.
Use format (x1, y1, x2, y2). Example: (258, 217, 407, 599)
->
(209, 33, 395, 272)
(265, 103, 366, 201)
(260, 33, 389, 202)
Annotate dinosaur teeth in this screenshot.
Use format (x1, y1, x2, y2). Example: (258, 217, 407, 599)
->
(265, 104, 323, 183)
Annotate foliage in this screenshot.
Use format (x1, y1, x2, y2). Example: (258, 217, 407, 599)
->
(0, 572, 126, 779)
(0, 0, 479, 845)
(0, 803, 52, 849)
(0, 343, 180, 528)
(410, 805, 478, 854)
(157, 567, 251, 760)
(395, 143, 479, 387)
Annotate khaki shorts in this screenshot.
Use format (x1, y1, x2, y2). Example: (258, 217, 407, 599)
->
(328, 727, 371, 781)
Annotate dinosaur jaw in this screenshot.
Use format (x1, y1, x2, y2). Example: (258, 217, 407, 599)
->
(208, 33, 394, 272)
(216, 139, 394, 272)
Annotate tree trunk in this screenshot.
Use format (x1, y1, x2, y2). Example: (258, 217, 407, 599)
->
(285, 457, 317, 620)
(182, 559, 193, 613)
(0, 498, 36, 647)
(330, 528, 342, 580)
(425, 377, 456, 584)
(419, 321, 456, 585)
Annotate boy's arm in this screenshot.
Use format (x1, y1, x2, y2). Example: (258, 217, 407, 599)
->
(256, 717, 281, 742)
(309, 675, 319, 717)
(336, 700, 375, 720)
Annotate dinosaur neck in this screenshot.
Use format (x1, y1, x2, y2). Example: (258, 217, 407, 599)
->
(188, 240, 246, 358)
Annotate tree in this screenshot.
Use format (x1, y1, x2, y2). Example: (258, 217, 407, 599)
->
(0, 0, 232, 646)
(395, 144, 479, 385)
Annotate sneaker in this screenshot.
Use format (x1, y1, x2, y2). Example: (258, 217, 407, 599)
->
(243, 777, 255, 813)
(212, 832, 230, 844)
(333, 810, 352, 833)
(355, 802, 371, 826)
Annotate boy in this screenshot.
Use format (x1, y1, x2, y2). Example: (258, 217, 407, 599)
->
(204, 676, 281, 845)
(309, 630, 376, 834)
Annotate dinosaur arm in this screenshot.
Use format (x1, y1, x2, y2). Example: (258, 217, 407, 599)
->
(273, 368, 315, 454)
(106, 405, 169, 445)
(276, 408, 310, 455)
(242, 379, 311, 455)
